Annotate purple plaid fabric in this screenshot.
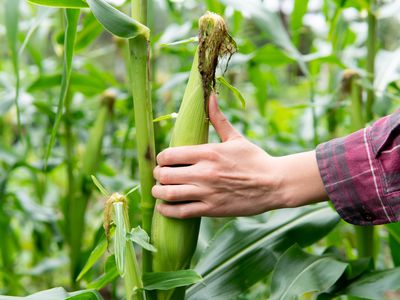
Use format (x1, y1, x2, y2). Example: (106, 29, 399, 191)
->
(316, 110, 400, 225)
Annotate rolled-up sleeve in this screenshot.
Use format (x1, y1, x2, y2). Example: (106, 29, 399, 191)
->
(316, 110, 400, 225)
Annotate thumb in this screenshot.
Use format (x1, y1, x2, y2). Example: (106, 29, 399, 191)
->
(209, 93, 241, 142)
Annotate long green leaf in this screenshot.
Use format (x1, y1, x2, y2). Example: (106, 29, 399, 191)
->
(77, 237, 107, 281)
(86, 0, 149, 39)
(5, 0, 21, 132)
(143, 270, 202, 291)
(45, 9, 80, 166)
(269, 245, 347, 300)
(87, 255, 119, 289)
(0, 288, 103, 299)
(343, 267, 400, 299)
(187, 205, 340, 299)
(27, 0, 88, 8)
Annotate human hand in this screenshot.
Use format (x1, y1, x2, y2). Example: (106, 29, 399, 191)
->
(152, 94, 327, 218)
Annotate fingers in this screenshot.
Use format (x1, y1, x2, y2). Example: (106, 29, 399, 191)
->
(152, 184, 205, 202)
(156, 144, 213, 166)
(156, 201, 209, 218)
(208, 93, 242, 142)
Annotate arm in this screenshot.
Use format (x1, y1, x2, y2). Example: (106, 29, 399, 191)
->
(152, 94, 327, 218)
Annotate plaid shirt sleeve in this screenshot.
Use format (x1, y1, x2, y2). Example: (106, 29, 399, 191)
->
(316, 110, 400, 225)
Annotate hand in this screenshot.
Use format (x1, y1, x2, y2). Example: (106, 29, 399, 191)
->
(152, 94, 327, 218)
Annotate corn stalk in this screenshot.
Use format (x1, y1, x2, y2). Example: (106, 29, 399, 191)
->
(128, 0, 157, 275)
(151, 12, 236, 300)
(365, 0, 377, 121)
(342, 70, 375, 260)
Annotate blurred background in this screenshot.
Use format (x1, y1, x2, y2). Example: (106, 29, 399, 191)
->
(1, 0, 400, 298)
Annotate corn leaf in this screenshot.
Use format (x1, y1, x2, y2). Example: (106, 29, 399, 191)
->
(269, 244, 347, 300)
(387, 223, 400, 266)
(28, 73, 108, 96)
(0, 288, 104, 299)
(127, 226, 157, 253)
(87, 255, 119, 289)
(187, 204, 340, 299)
(86, 0, 149, 39)
(91, 175, 110, 197)
(153, 113, 178, 123)
(77, 236, 107, 281)
(66, 290, 103, 300)
(143, 270, 202, 291)
(159, 36, 198, 48)
(5, 0, 21, 131)
(27, 0, 88, 8)
(217, 76, 246, 109)
(45, 9, 80, 167)
(342, 267, 400, 299)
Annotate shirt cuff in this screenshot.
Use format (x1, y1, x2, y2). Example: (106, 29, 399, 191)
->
(316, 112, 400, 225)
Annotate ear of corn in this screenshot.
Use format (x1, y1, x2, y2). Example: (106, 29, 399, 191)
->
(151, 12, 236, 300)
(105, 193, 146, 300)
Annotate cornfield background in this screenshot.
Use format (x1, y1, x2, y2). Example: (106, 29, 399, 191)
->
(1, 0, 400, 299)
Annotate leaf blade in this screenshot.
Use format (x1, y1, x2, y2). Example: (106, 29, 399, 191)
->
(86, 0, 149, 39)
(27, 0, 88, 8)
(44, 9, 80, 167)
(143, 270, 202, 291)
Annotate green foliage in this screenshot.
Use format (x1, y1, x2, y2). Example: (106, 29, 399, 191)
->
(269, 245, 347, 300)
(187, 205, 340, 299)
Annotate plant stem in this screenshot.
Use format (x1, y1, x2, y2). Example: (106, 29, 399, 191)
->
(365, 0, 377, 121)
(129, 0, 156, 275)
(348, 73, 375, 260)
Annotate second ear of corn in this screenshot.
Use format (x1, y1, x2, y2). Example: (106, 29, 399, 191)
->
(151, 12, 236, 300)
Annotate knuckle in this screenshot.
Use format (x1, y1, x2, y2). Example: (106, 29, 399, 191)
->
(203, 147, 218, 161)
(157, 149, 172, 165)
(158, 169, 169, 184)
(153, 166, 159, 180)
(156, 152, 164, 165)
(152, 185, 160, 198)
(164, 188, 176, 201)
(178, 207, 191, 219)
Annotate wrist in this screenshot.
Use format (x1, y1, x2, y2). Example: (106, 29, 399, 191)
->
(275, 150, 328, 209)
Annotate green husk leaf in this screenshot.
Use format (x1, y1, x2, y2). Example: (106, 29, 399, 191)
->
(113, 202, 126, 277)
(159, 37, 198, 48)
(127, 226, 157, 253)
(91, 175, 110, 197)
(217, 76, 246, 109)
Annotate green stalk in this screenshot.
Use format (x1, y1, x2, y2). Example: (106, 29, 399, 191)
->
(365, 0, 377, 121)
(129, 0, 156, 274)
(344, 70, 375, 260)
(151, 13, 236, 300)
